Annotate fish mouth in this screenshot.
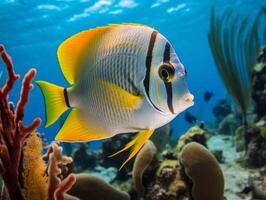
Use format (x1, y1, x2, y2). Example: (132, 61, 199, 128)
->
(172, 93, 194, 115)
(183, 93, 194, 107)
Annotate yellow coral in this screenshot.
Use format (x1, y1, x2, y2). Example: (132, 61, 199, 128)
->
(23, 132, 48, 200)
(176, 126, 207, 152)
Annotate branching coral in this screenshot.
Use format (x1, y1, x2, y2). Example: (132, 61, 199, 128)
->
(44, 142, 76, 200)
(0, 44, 41, 199)
(0, 44, 76, 200)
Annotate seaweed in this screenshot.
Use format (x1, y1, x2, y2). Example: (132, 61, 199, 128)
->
(208, 7, 266, 148)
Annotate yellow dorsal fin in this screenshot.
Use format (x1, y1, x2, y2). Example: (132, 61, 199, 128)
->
(55, 108, 112, 141)
(99, 80, 142, 110)
(57, 25, 118, 84)
(109, 129, 155, 170)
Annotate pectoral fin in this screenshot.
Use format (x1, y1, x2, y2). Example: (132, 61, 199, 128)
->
(99, 80, 142, 110)
(55, 108, 112, 141)
(110, 129, 155, 170)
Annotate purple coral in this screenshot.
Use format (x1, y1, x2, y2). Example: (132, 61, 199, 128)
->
(0, 44, 41, 199)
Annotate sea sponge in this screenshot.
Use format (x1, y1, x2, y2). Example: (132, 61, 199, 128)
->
(67, 174, 130, 200)
(180, 142, 224, 200)
(132, 140, 157, 197)
(23, 132, 48, 200)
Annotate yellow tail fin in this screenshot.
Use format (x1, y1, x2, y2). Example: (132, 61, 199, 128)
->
(36, 81, 69, 127)
(110, 129, 155, 170)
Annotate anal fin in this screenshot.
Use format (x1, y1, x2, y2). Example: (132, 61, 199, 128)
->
(55, 109, 112, 142)
(110, 129, 155, 170)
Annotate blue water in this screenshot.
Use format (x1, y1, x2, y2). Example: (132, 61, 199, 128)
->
(0, 0, 265, 147)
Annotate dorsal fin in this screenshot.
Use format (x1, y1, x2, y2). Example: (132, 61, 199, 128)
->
(57, 25, 118, 84)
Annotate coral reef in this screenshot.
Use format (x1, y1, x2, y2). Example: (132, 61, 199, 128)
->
(252, 46, 266, 118)
(244, 124, 266, 167)
(23, 132, 48, 200)
(44, 142, 76, 200)
(175, 125, 208, 153)
(180, 142, 224, 200)
(132, 140, 157, 197)
(100, 133, 134, 180)
(0, 44, 41, 199)
(130, 139, 224, 200)
(72, 143, 97, 172)
(67, 174, 130, 200)
(0, 44, 76, 200)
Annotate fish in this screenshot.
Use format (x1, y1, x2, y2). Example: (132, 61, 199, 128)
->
(184, 111, 197, 124)
(204, 91, 214, 102)
(36, 24, 194, 169)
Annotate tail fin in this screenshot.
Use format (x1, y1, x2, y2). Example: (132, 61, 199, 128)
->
(36, 81, 69, 128)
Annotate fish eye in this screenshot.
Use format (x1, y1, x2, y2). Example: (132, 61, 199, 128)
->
(185, 69, 188, 76)
(158, 63, 175, 82)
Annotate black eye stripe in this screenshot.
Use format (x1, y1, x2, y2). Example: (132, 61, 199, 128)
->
(163, 42, 171, 63)
(163, 42, 175, 114)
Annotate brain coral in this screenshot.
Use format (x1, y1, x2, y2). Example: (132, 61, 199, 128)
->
(180, 142, 224, 200)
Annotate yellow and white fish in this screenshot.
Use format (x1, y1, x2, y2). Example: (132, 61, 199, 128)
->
(36, 24, 194, 169)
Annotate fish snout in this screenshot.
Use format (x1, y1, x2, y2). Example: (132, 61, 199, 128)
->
(183, 93, 194, 106)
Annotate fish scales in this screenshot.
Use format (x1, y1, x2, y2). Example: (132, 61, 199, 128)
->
(36, 24, 194, 169)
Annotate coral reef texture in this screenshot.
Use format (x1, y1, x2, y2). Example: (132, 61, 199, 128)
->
(0, 45, 76, 200)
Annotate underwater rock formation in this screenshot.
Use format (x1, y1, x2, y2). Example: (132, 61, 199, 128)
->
(252, 46, 266, 118)
(175, 125, 208, 153)
(180, 142, 224, 200)
(67, 174, 130, 200)
(244, 124, 266, 167)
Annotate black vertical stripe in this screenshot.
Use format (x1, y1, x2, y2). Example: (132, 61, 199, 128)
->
(163, 42, 171, 63)
(144, 30, 162, 112)
(163, 42, 175, 114)
(144, 30, 157, 96)
(64, 88, 70, 107)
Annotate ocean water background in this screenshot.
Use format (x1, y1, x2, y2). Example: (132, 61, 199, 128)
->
(0, 0, 265, 147)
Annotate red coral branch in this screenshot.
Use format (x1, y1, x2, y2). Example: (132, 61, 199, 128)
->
(0, 44, 41, 200)
(54, 173, 76, 200)
(46, 143, 76, 200)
